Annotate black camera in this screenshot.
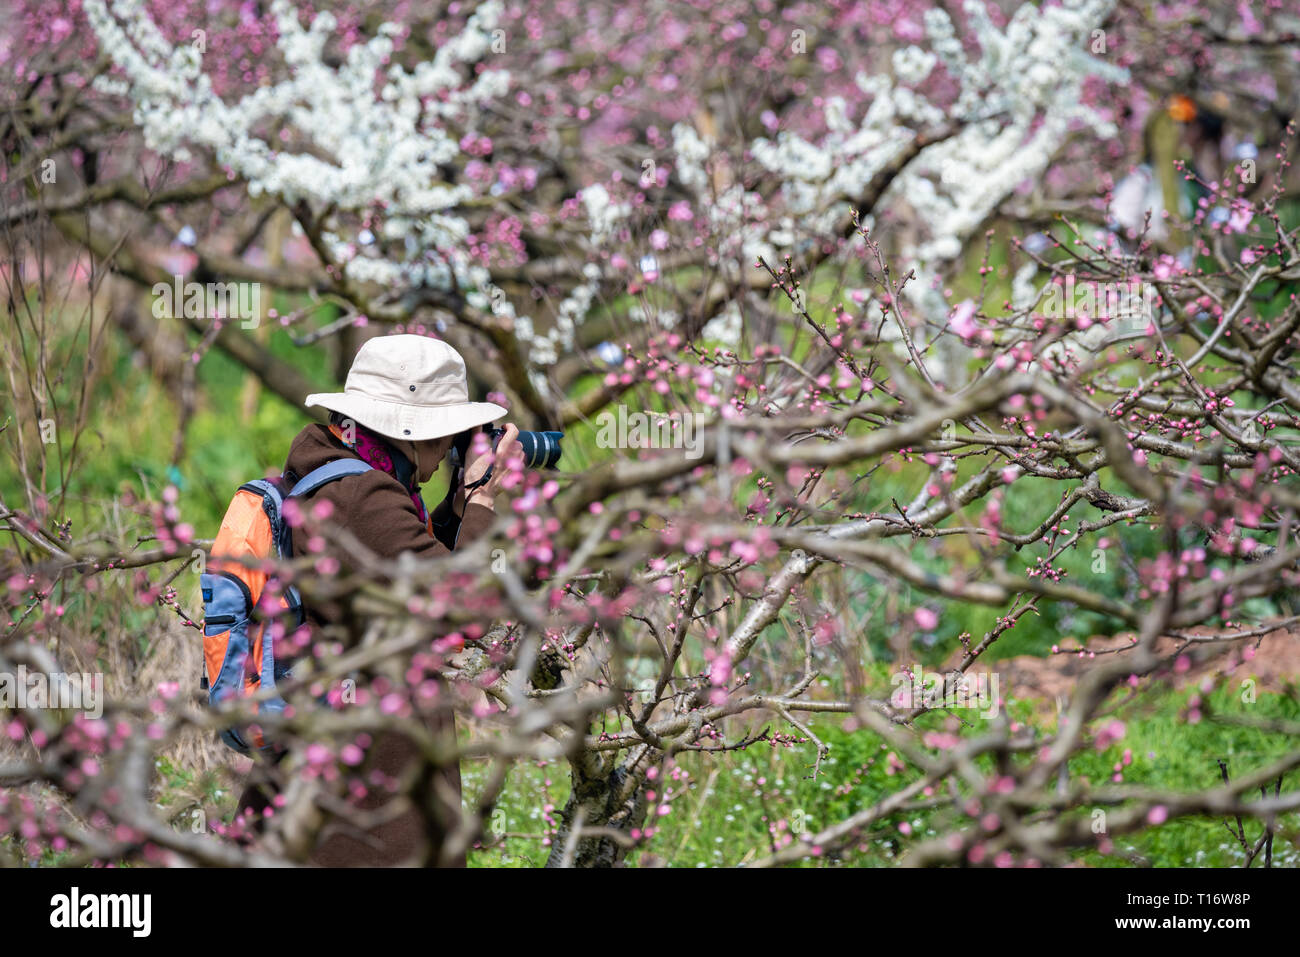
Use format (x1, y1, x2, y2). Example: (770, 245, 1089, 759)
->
(447, 425, 564, 477)
(431, 425, 563, 547)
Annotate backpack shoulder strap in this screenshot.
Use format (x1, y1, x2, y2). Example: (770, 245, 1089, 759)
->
(233, 477, 290, 559)
(288, 458, 373, 498)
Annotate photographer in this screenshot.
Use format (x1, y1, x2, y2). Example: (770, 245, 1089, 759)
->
(235, 333, 522, 866)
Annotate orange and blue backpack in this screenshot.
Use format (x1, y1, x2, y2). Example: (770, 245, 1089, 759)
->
(199, 460, 371, 752)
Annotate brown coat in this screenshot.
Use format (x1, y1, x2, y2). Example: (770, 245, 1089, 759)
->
(285, 423, 495, 619)
(238, 424, 493, 866)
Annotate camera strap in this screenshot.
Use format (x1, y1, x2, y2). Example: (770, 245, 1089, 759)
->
(430, 468, 463, 550)
(463, 466, 492, 492)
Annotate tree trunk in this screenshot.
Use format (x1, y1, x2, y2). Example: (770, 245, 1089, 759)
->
(546, 748, 651, 868)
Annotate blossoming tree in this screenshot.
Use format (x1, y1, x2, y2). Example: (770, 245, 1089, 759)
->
(2, 0, 1299, 866)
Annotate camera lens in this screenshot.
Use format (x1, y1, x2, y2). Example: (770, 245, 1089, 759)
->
(517, 430, 564, 469)
(450, 427, 564, 471)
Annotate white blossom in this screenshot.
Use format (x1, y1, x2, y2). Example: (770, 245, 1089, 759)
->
(87, 0, 1129, 371)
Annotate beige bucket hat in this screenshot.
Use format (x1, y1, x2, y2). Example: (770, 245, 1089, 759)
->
(305, 334, 506, 441)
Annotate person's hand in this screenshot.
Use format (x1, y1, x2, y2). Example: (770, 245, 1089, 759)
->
(463, 423, 521, 511)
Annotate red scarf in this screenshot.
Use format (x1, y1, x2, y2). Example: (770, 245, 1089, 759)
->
(328, 419, 431, 531)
